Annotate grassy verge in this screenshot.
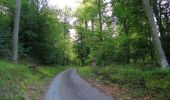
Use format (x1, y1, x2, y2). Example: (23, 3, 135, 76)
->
(78, 66, 170, 100)
(78, 67, 93, 78)
(0, 60, 65, 100)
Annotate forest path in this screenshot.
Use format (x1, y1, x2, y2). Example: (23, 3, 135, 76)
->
(45, 68, 113, 100)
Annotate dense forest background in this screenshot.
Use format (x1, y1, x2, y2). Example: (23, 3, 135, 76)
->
(0, 0, 169, 67)
(74, 0, 170, 67)
(0, 0, 76, 65)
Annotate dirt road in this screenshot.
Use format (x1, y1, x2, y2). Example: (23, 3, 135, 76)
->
(45, 68, 113, 100)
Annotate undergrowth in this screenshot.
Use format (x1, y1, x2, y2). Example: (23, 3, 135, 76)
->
(78, 65, 170, 100)
(0, 60, 65, 100)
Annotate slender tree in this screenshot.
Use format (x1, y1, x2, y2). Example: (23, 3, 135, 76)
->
(91, 19, 94, 31)
(142, 0, 169, 68)
(97, 0, 102, 31)
(12, 0, 21, 63)
(123, 17, 130, 64)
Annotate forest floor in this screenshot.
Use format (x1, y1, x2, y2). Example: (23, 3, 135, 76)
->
(0, 60, 65, 100)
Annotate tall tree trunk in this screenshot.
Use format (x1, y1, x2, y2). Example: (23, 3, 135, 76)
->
(85, 20, 88, 31)
(80, 36, 85, 67)
(12, 0, 21, 63)
(123, 17, 130, 64)
(91, 19, 94, 31)
(97, 0, 102, 31)
(157, 0, 163, 37)
(63, 20, 67, 66)
(111, 0, 115, 24)
(142, 0, 169, 68)
(111, 0, 117, 34)
(153, 0, 163, 37)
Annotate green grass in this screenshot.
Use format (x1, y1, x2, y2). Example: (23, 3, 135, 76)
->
(78, 66, 93, 78)
(78, 66, 170, 99)
(0, 60, 65, 100)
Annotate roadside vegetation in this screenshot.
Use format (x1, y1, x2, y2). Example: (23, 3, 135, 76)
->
(78, 66, 170, 99)
(0, 60, 65, 100)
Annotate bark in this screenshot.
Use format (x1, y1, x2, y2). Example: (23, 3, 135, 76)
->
(85, 20, 88, 31)
(63, 20, 67, 66)
(111, 0, 117, 34)
(149, 36, 155, 61)
(111, 0, 115, 24)
(157, 0, 163, 37)
(91, 19, 94, 31)
(123, 17, 130, 64)
(81, 56, 85, 67)
(142, 0, 169, 68)
(153, 0, 163, 37)
(12, 0, 21, 63)
(97, 0, 102, 31)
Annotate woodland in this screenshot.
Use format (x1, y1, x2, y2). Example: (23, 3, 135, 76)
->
(0, 0, 170, 99)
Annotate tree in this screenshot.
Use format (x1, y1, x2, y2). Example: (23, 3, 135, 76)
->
(142, 0, 169, 68)
(151, 0, 170, 63)
(97, 0, 103, 31)
(12, 0, 21, 63)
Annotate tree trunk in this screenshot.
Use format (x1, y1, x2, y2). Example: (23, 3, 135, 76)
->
(81, 56, 85, 67)
(85, 20, 88, 31)
(12, 0, 21, 63)
(97, 0, 102, 31)
(123, 17, 130, 64)
(142, 0, 169, 68)
(91, 19, 94, 31)
(111, 0, 115, 24)
(157, 0, 163, 37)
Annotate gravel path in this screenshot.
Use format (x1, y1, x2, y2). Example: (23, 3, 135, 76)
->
(45, 68, 113, 100)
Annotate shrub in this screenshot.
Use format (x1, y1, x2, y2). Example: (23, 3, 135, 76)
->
(78, 67, 93, 78)
(80, 65, 170, 99)
(144, 69, 170, 99)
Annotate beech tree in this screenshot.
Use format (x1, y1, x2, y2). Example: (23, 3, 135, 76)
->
(12, 0, 21, 63)
(142, 0, 169, 68)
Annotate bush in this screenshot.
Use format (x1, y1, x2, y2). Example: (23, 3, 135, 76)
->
(78, 67, 93, 78)
(93, 67, 112, 81)
(120, 68, 144, 88)
(144, 69, 170, 99)
(79, 65, 170, 99)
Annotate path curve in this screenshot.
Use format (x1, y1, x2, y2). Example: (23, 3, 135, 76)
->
(45, 68, 113, 100)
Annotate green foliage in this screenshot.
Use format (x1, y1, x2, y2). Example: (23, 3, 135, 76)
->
(0, 9, 12, 58)
(79, 66, 170, 99)
(0, 60, 65, 99)
(0, 0, 76, 65)
(74, 0, 158, 66)
(78, 66, 93, 78)
(76, 0, 98, 21)
(144, 69, 170, 98)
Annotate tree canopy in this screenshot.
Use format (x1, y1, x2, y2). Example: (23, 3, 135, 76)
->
(0, 0, 169, 67)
